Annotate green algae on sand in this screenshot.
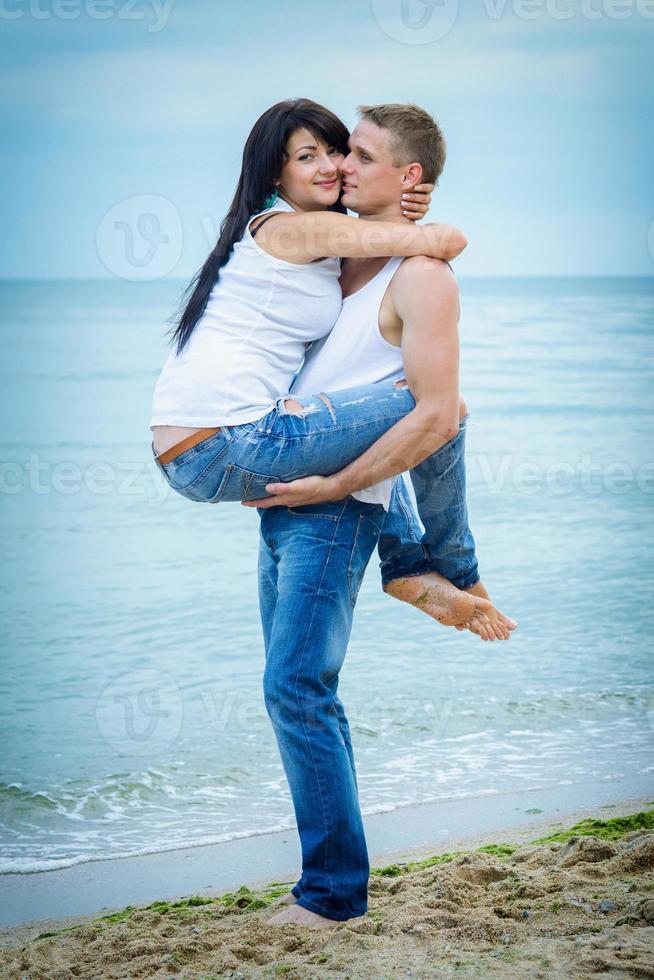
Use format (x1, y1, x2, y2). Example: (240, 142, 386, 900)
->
(32, 807, 654, 943)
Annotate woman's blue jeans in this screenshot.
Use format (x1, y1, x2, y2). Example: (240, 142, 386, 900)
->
(151, 378, 479, 590)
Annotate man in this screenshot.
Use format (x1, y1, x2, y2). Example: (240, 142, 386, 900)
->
(250, 105, 516, 928)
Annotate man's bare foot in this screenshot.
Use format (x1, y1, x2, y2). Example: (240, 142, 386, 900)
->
(266, 903, 339, 928)
(384, 572, 516, 641)
(277, 891, 297, 906)
(453, 580, 518, 638)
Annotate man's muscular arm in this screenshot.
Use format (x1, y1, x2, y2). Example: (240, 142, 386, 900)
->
(247, 258, 461, 509)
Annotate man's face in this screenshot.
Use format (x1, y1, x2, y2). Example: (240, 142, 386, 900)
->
(338, 119, 405, 215)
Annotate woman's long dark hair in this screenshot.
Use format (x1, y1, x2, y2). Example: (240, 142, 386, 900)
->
(167, 98, 350, 356)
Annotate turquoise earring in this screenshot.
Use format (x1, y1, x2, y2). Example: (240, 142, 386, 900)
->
(263, 188, 278, 209)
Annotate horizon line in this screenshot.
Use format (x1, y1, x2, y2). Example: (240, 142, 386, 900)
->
(1, 274, 653, 284)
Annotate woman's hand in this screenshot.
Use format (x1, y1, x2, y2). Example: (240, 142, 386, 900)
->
(402, 182, 434, 221)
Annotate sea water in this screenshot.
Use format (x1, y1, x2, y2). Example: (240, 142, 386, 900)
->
(1, 277, 652, 872)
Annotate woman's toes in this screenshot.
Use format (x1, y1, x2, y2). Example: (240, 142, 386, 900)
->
(498, 612, 518, 631)
(468, 616, 490, 640)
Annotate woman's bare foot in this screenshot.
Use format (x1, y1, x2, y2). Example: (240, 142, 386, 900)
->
(453, 580, 518, 638)
(266, 903, 339, 928)
(384, 572, 516, 641)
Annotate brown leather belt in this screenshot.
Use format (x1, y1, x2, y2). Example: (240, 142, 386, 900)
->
(155, 427, 222, 465)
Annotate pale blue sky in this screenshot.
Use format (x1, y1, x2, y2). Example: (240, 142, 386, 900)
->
(1, 0, 653, 277)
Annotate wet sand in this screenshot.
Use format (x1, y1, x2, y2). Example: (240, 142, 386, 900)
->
(1, 801, 653, 978)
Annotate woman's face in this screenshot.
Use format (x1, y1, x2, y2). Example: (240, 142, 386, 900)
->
(276, 127, 345, 211)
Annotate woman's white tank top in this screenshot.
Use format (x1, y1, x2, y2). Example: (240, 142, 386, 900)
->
(150, 197, 343, 428)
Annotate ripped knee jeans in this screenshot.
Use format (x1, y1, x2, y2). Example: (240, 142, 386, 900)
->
(152, 375, 479, 588)
(151, 378, 422, 504)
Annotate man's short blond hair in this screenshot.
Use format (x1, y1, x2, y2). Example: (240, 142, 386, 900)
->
(356, 103, 446, 185)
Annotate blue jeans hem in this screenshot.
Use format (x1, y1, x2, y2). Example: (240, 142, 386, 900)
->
(455, 570, 481, 590)
(381, 566, 481, 592)
(294, 894, 367, 922)
(381, 563, 433, 588)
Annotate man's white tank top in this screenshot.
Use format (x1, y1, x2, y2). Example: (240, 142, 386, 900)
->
(150, 197, 343, 429)
(293, 256, 405, 510)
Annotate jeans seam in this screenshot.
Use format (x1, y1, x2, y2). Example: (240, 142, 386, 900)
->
(288, 509, 340, 522)
(261, 412, 412, 440)
(394, 479, 416, 542)
(257, 537, 278, 658)
(357, 509, 385, 533)
(347, 516, 363, 606)
(291, 498, 349, 911)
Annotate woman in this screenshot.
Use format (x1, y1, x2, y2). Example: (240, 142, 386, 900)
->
(150, 98, 454, 460)
(150, 98, 512, 638)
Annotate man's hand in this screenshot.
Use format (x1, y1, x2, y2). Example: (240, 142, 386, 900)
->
(242, 475, 347, 509)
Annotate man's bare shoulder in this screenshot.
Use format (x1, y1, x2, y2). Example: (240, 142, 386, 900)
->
(397, 254, 457, 282)
(391, 255, 459, 308)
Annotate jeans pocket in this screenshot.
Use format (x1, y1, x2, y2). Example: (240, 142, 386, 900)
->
(158, 452, 231, 503)
(210, 464, 282, 503)
(206, 464, 234, 503)
(157, 436, 229, 492)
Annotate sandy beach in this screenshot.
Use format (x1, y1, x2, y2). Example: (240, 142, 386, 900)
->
(1, 802, 652, 979)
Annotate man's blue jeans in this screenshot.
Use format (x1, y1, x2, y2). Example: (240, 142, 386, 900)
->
(257, 418, 479, 921)
(258, 496, 385, 920)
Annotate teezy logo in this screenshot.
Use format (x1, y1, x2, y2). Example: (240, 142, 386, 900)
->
(370, 0, 459, 43)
